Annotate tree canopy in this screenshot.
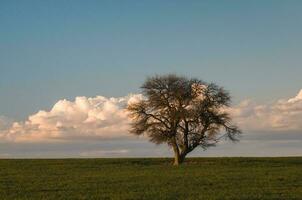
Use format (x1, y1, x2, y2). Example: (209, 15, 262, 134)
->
(127, 74, 241, 165)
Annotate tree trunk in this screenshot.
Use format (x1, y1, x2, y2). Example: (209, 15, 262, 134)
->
(172, 144, 181, 166)
(173, 151, 180, 166)
(172, 146, 187, 165)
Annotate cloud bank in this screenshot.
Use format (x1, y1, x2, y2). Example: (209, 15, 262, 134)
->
(228, 89, 302, 132)
(0, 94, 143, 142)
(1, 90, 302, 143)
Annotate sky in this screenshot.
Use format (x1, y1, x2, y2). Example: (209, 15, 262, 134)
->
(0, 0, 302, 158)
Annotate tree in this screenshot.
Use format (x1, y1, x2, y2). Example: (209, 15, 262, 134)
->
(127, 74, 241, 165)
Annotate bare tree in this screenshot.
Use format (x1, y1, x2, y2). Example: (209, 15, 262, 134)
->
(127, 74, 241, 165)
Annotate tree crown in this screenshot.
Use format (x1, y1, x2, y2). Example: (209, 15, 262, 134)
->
(127, 74, 241, 161)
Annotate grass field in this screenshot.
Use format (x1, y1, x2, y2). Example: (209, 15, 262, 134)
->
(0, 157, 302, 200)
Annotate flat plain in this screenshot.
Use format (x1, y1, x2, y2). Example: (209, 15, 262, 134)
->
(0, 157, 301, 200)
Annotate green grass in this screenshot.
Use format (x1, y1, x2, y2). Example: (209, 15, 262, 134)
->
(0, 157, 302, 200)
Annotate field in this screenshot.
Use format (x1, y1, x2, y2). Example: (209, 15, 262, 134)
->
(0, 157, 302, 200)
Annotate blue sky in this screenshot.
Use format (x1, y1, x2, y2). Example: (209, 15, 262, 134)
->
(0, 1, 302, 157)
(1, 0, 302, 119)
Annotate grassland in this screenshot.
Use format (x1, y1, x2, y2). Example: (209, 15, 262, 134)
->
(0, 157, 301, 200)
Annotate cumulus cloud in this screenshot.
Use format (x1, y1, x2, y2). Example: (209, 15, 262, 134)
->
(0, 94, 143, 142)
(1, 89, 302, 143)
(228, 89, 302, 132)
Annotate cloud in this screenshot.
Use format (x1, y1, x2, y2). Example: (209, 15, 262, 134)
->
(1, 89, 302, 143)
(228, 89, 302, 132)
(0, 94, 143, 142)
(288, 89, 302, 103)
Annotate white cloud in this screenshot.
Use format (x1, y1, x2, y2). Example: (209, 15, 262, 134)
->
(228, 89, 302, 132)
(0, 94, 143, 142)
(288, 89, 302, 103)
(1, 90, 302, 143)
